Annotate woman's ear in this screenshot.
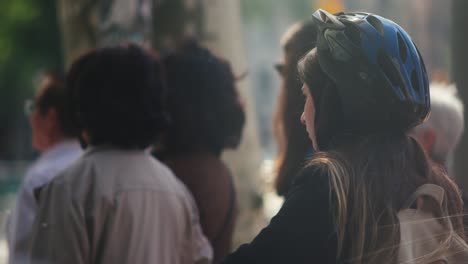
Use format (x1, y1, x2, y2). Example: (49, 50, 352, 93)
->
(420, 130, 436, 153)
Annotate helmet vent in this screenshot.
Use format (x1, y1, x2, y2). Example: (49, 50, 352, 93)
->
(378, 50, 410, 99)
(366, 15, 384, 36)
(415, 46, 429, 94)
(422, 64, 428, 93)
(411, 70, 419, 98)
(397, 32, 408, 62)
(343, 22, 361, 46)
(319, 11, 334, 24)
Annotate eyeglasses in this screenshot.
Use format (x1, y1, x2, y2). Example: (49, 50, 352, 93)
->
(24, 99, 36, 116)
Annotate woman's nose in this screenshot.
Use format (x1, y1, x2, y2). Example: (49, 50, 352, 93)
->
(300, 112, 306, 125)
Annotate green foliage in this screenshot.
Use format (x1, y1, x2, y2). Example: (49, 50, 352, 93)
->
(240, 0, 276, 23)
(240, 0, 315, 24)
(0, 0, 63, 159)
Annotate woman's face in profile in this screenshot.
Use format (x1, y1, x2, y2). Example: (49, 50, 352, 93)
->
(301, 84, 318, 150)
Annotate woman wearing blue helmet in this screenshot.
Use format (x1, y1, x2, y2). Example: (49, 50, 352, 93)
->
(222, 9, 467, 264)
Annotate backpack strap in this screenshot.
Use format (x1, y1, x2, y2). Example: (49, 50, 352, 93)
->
(398, 184, 468, 263)
(402, 184, 445, 210)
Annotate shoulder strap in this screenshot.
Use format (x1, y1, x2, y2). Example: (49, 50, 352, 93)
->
(402, 184, 445, 210)
(399, 184, 468, 263)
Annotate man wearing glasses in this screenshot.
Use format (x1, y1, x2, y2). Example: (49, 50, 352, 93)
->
(7, 72, 82, 264)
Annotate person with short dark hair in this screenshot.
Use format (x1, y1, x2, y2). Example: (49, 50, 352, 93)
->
(27, 44, 212, 264)
(7, 72, 83, 263)
(155, 40, 245, 264)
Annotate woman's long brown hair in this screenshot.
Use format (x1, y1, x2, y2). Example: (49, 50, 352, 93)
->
(310, 134, 464, 263)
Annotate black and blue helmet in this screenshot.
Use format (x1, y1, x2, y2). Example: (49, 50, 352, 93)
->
(311, 9, 430, 131)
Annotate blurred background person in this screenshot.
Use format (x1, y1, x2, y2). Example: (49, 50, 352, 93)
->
(411, 83, 464, 175)
(155, 40, 245, 264)
(273, 20, 317, 197)
(411, 83, 467, 237)
(27, 44, 212, 264)
(7, 72, 82, 263)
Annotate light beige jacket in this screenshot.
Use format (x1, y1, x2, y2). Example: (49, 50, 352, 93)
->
(26, 147, 212, 264)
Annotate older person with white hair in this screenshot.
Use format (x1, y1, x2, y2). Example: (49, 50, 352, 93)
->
(411, 82, 464, 173)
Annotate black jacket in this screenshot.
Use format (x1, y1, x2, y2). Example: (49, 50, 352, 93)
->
(222, 166, 338, 264)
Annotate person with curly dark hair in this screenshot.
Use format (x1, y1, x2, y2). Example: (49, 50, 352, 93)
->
(155, 40, 245, 263)
(26, 44, 213, 264)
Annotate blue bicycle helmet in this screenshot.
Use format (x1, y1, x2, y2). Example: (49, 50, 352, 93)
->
(311, 9, 430, 132)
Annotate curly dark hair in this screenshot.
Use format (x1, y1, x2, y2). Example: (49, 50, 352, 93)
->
(66, 44, 168, 149)
(159, 40, 245, 156)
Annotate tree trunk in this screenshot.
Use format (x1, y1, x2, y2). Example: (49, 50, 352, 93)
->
(57, 0, 153, 68)
(199, 0, 264, 246)
(453, 0, 468, 191)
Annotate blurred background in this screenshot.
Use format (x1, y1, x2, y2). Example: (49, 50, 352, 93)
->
(0, 0, 467, 261)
